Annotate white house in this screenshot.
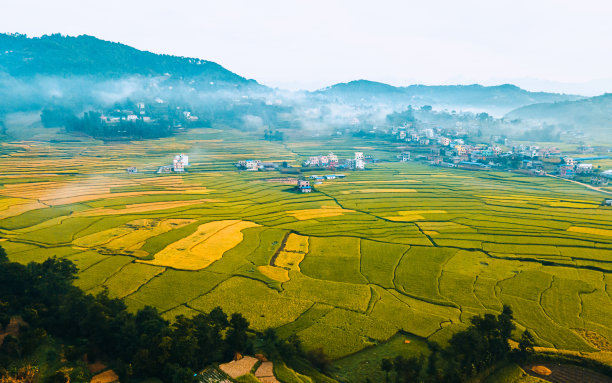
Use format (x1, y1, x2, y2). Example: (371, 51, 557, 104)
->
(238, 159, 261, 171)
(576, 163, 593, 173)
(564, 157, 576, 166)
(173, 154, 189, 172)
(355, 152, 365, 170)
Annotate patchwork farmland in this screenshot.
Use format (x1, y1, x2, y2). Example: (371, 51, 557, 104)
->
(1, 128, 611, 379)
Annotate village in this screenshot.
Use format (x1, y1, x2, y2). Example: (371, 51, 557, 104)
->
(382, 123, 612, 184)
(123, 122, 612, 195)
(100, 99, 200, 130)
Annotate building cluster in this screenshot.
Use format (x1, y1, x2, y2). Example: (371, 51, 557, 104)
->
(236, 160, 279, 171)
(390, 125, 468, 147)
(99, 99, 199, 129)
(303, 152, 368, 170)
(157, 153, 189, 174)
(556, 157, 612, 179)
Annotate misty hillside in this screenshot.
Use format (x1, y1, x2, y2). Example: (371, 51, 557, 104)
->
(505, 93, 612, 133)
(0, 33, 257, 86)
(316, 80, 584, 114)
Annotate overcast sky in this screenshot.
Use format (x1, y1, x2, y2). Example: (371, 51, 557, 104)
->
(2, 0, 612, 95)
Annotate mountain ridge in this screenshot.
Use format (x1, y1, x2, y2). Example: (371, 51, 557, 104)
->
(0, 33, 258, 87)
(505, 93, 612, 133)
(314, 79, 584, 112)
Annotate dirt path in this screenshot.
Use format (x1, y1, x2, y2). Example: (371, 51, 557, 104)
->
(255, 362, 280, 383)
(546, 174, 612, 196)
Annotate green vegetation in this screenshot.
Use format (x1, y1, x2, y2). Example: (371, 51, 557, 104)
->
(0, 251, 321, 383)
(0, 128, 610, 382)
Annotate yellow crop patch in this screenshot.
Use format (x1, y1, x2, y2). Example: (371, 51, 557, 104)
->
(0, 197, 31, 211)
(549, 202, 598, 209)
(258, 265, 290, 282)
(398, 210, 446, 215)
(140, 220, 260, 270)
(416, 221, 472, 231)
(102, 219, 196, 256)
(287, 207, 354, 220)
(77, 199, 218, 216)
(568, 226, 612, 237)
(339, 180, 421, 184)
(275, 251, 306, 271)
(273, 233, 308, 271)
(341, 189, 417, 194)
(284, 233, 309, 253)
(46, 189, 210, 206)
(385, 215, 425, 221)
(73, 227, 135, 247)
(0, 201, 48, 220)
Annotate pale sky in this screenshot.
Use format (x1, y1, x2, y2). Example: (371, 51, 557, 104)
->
(2, 0, 612, 95)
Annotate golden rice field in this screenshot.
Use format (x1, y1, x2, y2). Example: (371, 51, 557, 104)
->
(1, 129, 611, 368)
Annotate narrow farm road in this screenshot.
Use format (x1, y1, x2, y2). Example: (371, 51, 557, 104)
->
(546, 174, 612, 196)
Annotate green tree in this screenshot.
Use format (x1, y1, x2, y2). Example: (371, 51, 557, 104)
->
(381, 358, 393, 383)
(226, 313, 252, 355)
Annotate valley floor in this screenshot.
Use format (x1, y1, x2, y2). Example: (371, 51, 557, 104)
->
(0, 127, 611, 378)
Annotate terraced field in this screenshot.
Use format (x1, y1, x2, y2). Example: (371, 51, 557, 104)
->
(1, 128, 611, 370)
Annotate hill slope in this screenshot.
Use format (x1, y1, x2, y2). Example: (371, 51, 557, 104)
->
(0, 33, 256, 86)
(505, 93, 612, 134)
(316, 80, 584, 114)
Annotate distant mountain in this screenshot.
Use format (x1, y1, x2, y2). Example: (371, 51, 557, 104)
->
(505, 93, 612, 134)
(0, 33, 258, 87)
(315, 80, 584, 114)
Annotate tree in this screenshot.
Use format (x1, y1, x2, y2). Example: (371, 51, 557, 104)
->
(514, 330, 536, 363)
(498, 305, 515, 339)
(425, 344, 440, 383)
(305, 348, 331, 373)
(0, 245, 7, 263)
(261, 328, 280, 358)
(381, 358, 393, 383)
(225, 313, 252, 355)
(392, 355, 423, 383)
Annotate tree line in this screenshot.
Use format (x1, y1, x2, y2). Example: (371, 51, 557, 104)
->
(0, 247, 306, 382)
(378, 307, 537, 383)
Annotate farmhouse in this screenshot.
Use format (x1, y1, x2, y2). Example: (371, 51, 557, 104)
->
(173, 154, 188, 172)
(237, 159, 261, 171)
(604, 199, 612, 206)
(297, 179, 312, 193)
(576, 163, 593, 173)
(126, 167, 137, 174)
(157, 165, 172, 174)
(355, 152, 365, 170)
(558, 164, 575, 178)
(328, 152, 339, 165)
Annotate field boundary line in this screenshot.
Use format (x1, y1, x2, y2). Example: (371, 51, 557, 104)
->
(122, 267, 168, 300)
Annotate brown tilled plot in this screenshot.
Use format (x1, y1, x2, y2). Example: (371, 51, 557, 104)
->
(525, 363, 612, 383)
(255, 362, 280, 383)
(219, 356, 258, 378)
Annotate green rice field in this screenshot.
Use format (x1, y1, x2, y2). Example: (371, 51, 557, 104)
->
(1, 127, 611, 373)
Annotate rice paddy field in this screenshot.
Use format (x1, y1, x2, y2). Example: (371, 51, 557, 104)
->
(1, 127, 611, 378)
